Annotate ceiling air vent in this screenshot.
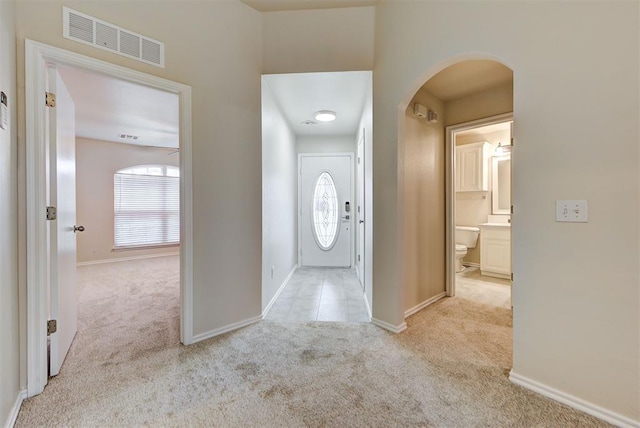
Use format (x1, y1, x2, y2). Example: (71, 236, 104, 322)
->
(63, 7, 165, 68)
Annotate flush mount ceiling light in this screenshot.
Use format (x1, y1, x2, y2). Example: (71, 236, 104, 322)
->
(314, 110, 336, 122)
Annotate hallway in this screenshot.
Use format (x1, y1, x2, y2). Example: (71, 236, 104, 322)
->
(265, 267, 370, 323)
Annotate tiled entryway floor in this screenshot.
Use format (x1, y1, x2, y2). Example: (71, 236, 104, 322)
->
(265, 267, 370, 323)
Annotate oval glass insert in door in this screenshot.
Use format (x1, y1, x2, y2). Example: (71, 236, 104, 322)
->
(312, 171, 340, 250)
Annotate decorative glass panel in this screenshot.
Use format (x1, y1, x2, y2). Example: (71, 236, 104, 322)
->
(312, 172, 339, 250)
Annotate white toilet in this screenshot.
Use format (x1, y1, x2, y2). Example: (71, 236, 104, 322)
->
(455, 226, 480, 273)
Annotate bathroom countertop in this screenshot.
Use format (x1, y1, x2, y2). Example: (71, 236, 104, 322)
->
(479, 222, 511, 228)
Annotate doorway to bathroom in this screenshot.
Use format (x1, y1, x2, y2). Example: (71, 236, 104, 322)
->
(448, 114, 513, 309)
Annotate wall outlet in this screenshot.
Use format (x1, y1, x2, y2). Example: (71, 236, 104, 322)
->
(556, 200, 588, 222)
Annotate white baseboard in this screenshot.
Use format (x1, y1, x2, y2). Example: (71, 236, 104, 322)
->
(191, 315, 262, 343)
(5, 389, 26, 428)
(371, 317, 407, 334)
(509, 371, 639, 428)
(262, 264, 297, 318)
(77, 252, 180, 266)
(463, 261, 480, 268)
(363, 293, 372, 319)
(404, 292, 447, 318)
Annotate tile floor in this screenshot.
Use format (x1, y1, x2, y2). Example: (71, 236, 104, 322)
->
(265, 267, 370, 323)
(455, 266, 511, 309)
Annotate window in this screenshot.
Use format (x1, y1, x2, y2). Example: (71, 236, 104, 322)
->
(114, 165, 179, 248)
(312, 171, 339, 250)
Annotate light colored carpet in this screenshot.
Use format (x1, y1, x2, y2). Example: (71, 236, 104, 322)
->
(16, 256, 610, 427)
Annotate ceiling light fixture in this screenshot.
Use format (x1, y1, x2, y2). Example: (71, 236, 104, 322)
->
(314, 110, 336, 122)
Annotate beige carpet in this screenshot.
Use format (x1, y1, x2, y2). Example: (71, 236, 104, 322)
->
(16, 256, 609, 427)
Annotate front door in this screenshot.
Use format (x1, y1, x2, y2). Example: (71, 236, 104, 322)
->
(48, 67, 78, 376)
(300, 154, 352, 267)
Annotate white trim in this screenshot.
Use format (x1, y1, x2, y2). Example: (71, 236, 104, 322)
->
(371, 317, 407, 334)
(363, 291, 372, 319)
(25, 40, 194, 396)
(262, 264, 297, 317)
(76, 252, 180, 267)
(404, 292, 447, 318)
(446, 112, 513, 298)
(297, 152, 355, 268)
(509, 371, 640, 428)
(191, 315, 263, 343)
(4, 390, 26, 428)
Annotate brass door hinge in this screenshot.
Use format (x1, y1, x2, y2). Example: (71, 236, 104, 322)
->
(45, 92, 56, 107)
(47, 319, 57, 335)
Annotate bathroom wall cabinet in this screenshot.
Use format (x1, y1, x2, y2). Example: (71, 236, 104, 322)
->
(479, 224, 511, 279)
(455, 141, 490, 192)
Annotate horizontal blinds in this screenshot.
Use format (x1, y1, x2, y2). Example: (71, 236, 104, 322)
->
(114, 173, 179, 247)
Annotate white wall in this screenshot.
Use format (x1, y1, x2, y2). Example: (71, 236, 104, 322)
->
(16, 0, 263, 342)
(262, 79, 298, 310)
(374, 1, 639, 423)
(262, 6, 375, 74)
(0, 1, 19, 425)
(75, 138, 180, 264)
(357, 82, 373, 310)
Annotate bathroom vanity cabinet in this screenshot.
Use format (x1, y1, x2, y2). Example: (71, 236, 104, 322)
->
(479, 223, 511, 279)
(455, 142, 490, 192)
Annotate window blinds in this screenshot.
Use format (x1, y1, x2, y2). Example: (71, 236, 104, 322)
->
(114, 173, 179, 248)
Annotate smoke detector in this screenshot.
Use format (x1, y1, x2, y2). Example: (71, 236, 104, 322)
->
(301, 120, 318, 125)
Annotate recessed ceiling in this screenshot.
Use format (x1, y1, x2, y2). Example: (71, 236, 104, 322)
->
(240, 0, 378, 12)
(264, 71, 371, 136)
(422, 60, 513, 102)
(58, 66, 179, 148)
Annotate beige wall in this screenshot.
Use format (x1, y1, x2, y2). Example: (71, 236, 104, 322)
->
(375, 1, 639, 421)
(75, 138, 179, 264)
(401, 88, 446, 313)
(445, 82, 513, 127)
(456, 129, 511, 265)
(262, 6, 375, 74)
(0, 0, 19, 425)
(16, 0, 263, 340)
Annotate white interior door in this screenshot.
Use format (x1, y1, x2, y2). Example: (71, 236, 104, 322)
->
(48, 67, 78, 376)
(356, 133, 365, 287)
(300, 154, 352, 267)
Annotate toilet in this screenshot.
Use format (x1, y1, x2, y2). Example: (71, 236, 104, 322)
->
(455, 226, 480, 273)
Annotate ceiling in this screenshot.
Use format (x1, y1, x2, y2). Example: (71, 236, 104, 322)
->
(58, 66, 179, 149)
(240, 0, 378, 12)
(456, 121, 511, 139)
(264, 71, 371, 136)
(422, 60, 513, 102)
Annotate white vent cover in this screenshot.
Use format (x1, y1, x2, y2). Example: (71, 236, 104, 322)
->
(63, 7, 164, 68)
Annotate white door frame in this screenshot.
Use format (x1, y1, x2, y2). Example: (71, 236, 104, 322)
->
(445, 112, 513, 297)
(298, 152, 355, 268)
(25, 40, 194, 397)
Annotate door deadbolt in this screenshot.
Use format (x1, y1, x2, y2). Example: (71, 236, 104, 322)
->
(73, 225, 85, 233)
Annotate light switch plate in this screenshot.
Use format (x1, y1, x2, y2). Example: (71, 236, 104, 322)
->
(556, 200, 588, 222)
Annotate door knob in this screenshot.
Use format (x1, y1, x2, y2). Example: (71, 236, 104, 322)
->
(73, 225, 85, 233)
(359, 220, 364, 224)
(342, 215, 350, 220)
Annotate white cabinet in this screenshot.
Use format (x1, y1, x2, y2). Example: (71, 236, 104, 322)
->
(479, 224, 511, 279)
(456, 142, 490, 192)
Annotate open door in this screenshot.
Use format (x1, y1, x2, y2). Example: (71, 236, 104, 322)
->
(48, 66, 79, 376)
(356, 131, 365, 288)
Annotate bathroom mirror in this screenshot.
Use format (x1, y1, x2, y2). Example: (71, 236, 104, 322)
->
(492, 155, 511, 214)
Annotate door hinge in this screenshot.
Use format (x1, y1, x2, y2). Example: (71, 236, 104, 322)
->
(511, 273, 514, 281)
(358, 157, 361, 164)
(357, 254, 360, 262)
(46, 206, 57, 220)
(47, 319, 57, 335)
(510, 205, 514, 214)
(45, 92, 56, 107)
(510, 137, 514, 146)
